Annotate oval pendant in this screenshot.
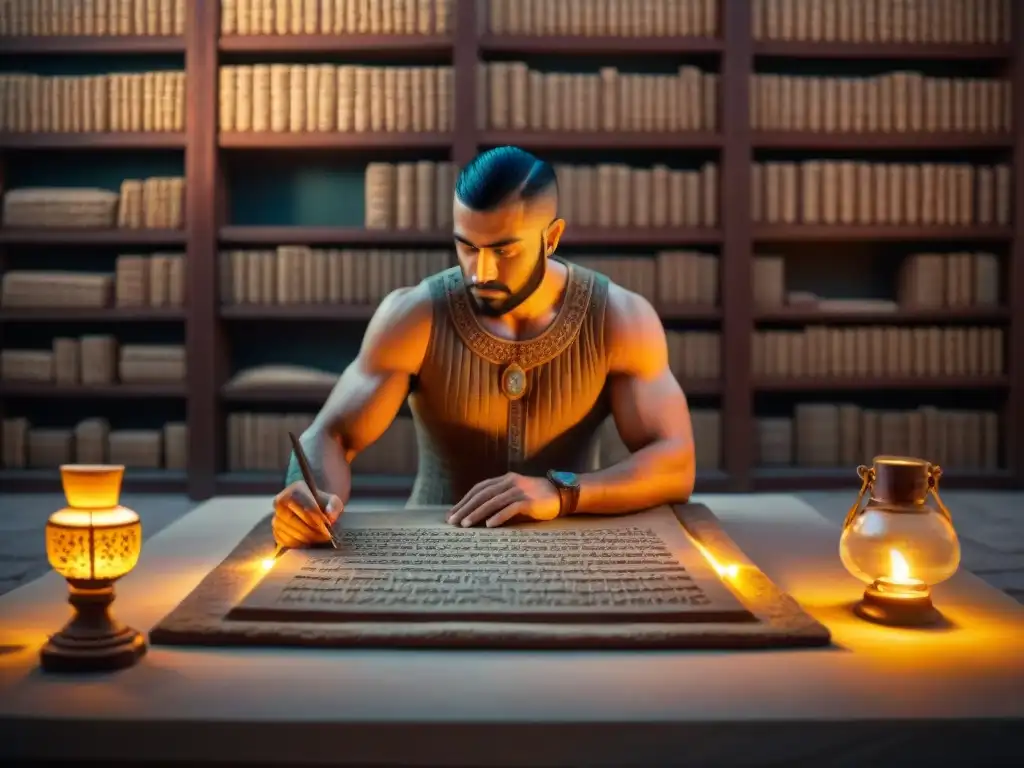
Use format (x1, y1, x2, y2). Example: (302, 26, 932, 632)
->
(500, 363, 528, 401)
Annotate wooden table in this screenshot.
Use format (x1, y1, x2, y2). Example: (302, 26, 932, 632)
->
(1, 494, 1022, 767)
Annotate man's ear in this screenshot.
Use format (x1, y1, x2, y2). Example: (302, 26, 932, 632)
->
(545, 218, 566, 255)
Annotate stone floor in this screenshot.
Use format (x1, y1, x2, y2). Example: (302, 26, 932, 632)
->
(1, 491, 1022, 603)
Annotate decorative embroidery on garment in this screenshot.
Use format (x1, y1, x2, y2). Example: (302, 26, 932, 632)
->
(441, 263, 596, 472)
(441, 263, 596, 369)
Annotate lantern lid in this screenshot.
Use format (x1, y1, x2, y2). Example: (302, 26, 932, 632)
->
(60, 464, 125, 509)
(870, 456, 931, 506)
(873, 455, 929, 468)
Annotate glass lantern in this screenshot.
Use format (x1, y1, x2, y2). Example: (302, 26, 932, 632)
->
(839, 456, 960, 626)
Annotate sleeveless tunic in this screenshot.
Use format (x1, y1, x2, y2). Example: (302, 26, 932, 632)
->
(407, 260, 612, 505)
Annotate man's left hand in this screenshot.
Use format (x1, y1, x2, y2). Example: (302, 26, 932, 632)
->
(447, 473, 561, 528)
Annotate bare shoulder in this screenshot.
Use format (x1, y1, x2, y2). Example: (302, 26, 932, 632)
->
(605, 280, 665, 338)
(360, 279, 435, 372)
(604, 280, 668, 374)
(367, 280, 434, 334)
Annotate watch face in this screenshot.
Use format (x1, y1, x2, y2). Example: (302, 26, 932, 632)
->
(550, 470, 579, 488)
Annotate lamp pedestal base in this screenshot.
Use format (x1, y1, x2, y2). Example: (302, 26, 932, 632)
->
(40, 583, 147, 673)
(854, 582, 941, 627)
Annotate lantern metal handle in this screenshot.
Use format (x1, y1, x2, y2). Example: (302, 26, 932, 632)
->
(843, 462, 952, 530)
(927, 464, 953, 524)
(843, 464, 874, 529)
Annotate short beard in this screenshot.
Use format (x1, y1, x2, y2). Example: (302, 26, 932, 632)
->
(468, 244, 548, 318)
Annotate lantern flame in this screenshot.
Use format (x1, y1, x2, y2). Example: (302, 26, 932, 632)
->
(260, 558, 275, 571)
(889, 549, 912, 583)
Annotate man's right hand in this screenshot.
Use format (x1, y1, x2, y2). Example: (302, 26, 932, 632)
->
(272, 482, 344, 548)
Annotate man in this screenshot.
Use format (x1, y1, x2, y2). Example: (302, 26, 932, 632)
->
(272, 146, 696, 548)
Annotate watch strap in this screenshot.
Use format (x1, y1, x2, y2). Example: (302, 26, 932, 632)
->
(563, 483, 580, 517)
(547, 470, 581, 517)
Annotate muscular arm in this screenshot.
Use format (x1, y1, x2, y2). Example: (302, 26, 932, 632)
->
(285, 282, 433, 501)
(574, 285, 696, 514)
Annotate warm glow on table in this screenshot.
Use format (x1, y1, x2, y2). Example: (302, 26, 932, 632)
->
(690, 536, 740, 579)
(259, 543, 287, 571)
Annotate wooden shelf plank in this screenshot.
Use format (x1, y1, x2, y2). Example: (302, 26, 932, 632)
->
(753, 225, 1013, 242)
(218, 226, 451, 246)
(218, 227, 722, 247)
(1011, 1, 1024, 485)
(655, 305, 722, 321)
(755, 307, 1010, 324)
(221, 305, 378, 320)
(0, 132, 186, 149)
(219, 132, 453, 150)
(692, 470, 732, 493)
(561, 228, 723, 246)
(218, 34, 452, 57)
(0, 307, 186, 322)
(222, 384, 334, 404)
(679, 380, 722, 396)
(222, 378, 720, 403)
(479, 35, 723, 55)
(0, 36, 186, 54)
(720, 0, 754, 484)
(216, 472, 415, 497)
(752, 132, 1014, 149)
(0, 229, 187, 246)
(7, 465, 1001, 496)
(186, 0, 220, 500)
(752, 41, 1012, 60)
(0, 383, 187, 398)
(0, 469, 188, 493)
(754, 376, 1010, 392)
(215, 470, 734, 496)
(751, 467, 1017, 491)
(220, 304, 721, 322)
(479, 131, 723, 150)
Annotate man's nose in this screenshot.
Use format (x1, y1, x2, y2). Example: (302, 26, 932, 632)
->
(472, 252, 497, 284)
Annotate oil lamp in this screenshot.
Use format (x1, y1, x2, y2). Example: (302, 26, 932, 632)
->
(41, 464, 147, 672)
(839, 456, 960, 627)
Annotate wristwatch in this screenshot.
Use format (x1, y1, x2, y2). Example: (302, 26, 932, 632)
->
(546, 470, 581, 518)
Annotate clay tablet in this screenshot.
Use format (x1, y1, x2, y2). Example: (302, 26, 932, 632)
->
(230, 507, 754, 624)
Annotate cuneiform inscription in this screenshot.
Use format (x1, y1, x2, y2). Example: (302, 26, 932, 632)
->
(274, 528, 714, 612)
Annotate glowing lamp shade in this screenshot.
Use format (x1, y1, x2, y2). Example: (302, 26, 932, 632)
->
(40, 465, 147, 672)
(839, 456, 960, 626)
(46, 505, 141, 582)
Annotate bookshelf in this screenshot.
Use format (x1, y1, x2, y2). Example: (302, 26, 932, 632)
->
(218, 34, 454, 56)
(218, 132, 452, 149)
(0, 36, 187, 55)
(0, 307, 186, 321)
(0, 229, 188, 245)
(478, 35, 725, 55)
(0, 133, 188, 149)
(0, 0, 1020, 499)
(479, 133, 725, 149)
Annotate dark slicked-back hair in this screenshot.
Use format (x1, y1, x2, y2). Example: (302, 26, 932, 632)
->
(454, 146, 558, 211)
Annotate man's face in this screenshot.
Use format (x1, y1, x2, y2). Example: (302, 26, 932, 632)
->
(453, 197, 558, 317)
